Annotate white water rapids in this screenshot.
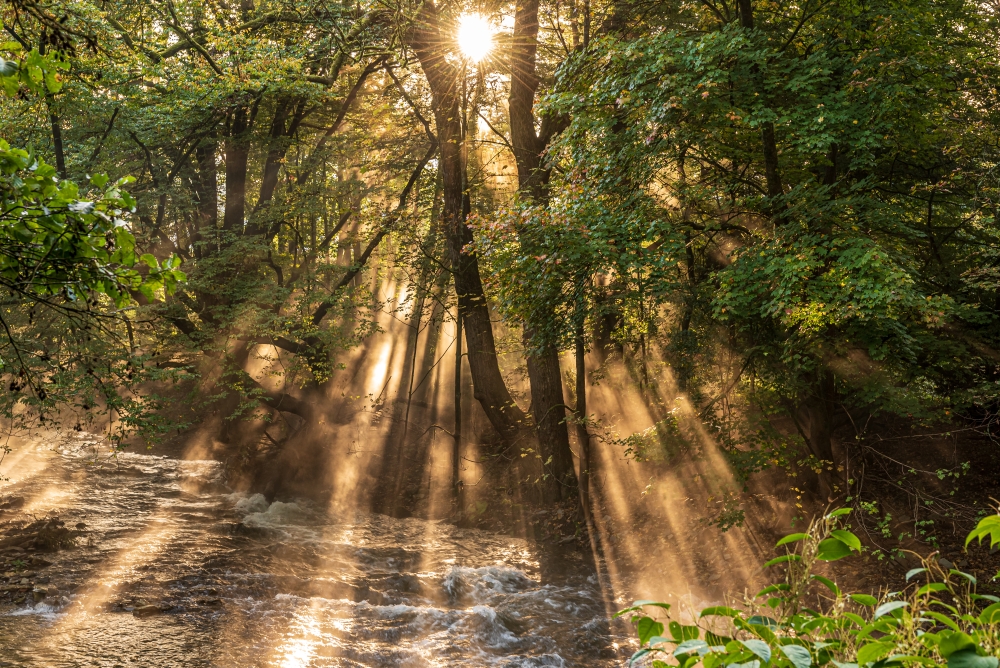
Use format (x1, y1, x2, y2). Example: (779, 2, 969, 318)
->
(0, 435, 628, 666)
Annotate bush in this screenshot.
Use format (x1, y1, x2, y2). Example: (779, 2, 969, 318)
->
(621, 510, 1000, 667)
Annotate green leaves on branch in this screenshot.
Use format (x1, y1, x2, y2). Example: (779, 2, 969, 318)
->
(622, 512, 1000, 667)
(0, 32, 68, 97)
(0, 142, 184, 306)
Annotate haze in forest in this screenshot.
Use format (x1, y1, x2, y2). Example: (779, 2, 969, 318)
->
(0, 0, 999, 665)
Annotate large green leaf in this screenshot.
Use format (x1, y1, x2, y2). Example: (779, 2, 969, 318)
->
(817, 537, 853, 561)
(965, 516, 1000, 550)
(740, 639, 772, 664)
(946, 651, 999, 668)
(939, 632, 977, 658)
(781, 644, 813, 668)
(873, 601, 908, 619)
(637, 616, 665, 647)
(856, 641, 893, 665)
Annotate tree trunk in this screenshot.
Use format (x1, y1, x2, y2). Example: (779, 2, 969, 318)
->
(508, 0, 576, 497)
(806, 370, 836, 499)
(408, 3, 526, 443)
(223, 106, 250, 233)
(575, 323, 591, 514)
(526, 339, 573, 500)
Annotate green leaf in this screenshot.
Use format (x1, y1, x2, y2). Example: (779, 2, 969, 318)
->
(673, 639, 709, 657)
(817, 537, 853, 561)
(826, 508, 852, 518)
(856, 641, 893, 665)
(764, 554, 802, 568)
(947, 651, 998, 668)
(939, 632, 976, 658)
(615, 601, 668, 618)
(810, 574, 840, 595)
(979, 602, 1000, 624)
(757, 584, 790, 597)
(667, 621, 699, 642)
(628, 648, 651, 666)
(905, 568, 928, 581)
(776, 532, 808, 547)
(0, 57, 17, 77)
(887, 656, 940, 666)
(746, 615, 778, 628)
(830, 530, 862, 552)
(740, 639, 772, 663)
(873, 601, 908, 619)
(965, 515, 1000, 550)
(950, 570, 978, 586)
(780, 644, 812, 668)
(637, 616, 665, 647)
(700, 606, 740, 618)
(917, 582, 948, 596)
(850, 594, 878, 607)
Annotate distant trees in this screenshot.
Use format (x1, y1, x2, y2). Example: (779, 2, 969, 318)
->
(1, 0, 997, 500)
(479, 0, 1000, 493)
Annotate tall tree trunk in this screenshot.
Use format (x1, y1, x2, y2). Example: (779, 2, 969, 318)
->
(806, 370, 836, 499)
(194, 140, 219, 250)
(408, 3, 526, 443)
(509, 0, 576, 499)
(575, 321, 591, 515)
(49, 111, 65, 178)
(223, 106, 250, 233)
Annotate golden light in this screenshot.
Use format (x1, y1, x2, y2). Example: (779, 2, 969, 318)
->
(457, 14, 494, 62)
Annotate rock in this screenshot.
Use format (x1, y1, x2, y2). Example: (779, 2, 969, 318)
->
(36, 576, 50, 584)
(19, 578, 29, 585)
(938, 558, 954, 570)
(958, 559, 970, 570)
(133, 604, 162, 618)
(75, 523, 87, 530)
(32, 587, 47, 602)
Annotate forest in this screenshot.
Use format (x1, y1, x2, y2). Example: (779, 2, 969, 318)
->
(0, 0, 999, 665)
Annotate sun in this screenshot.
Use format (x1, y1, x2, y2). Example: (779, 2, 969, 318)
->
(457, 14, 494, 63)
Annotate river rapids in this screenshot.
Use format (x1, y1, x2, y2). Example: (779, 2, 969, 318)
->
(0, 435, 628, 666)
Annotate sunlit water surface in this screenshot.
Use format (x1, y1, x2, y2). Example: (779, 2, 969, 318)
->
(0, 437, 624, 666)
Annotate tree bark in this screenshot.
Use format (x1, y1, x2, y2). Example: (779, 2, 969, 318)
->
(806, 370, 836, 499)
(575, 322, 591, 514)
(509, 0, 576, 498)
(407, 2, 526, 443)
(223, 106, 251, 233)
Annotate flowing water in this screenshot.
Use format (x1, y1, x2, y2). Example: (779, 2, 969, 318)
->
(0, 435, 627, 666)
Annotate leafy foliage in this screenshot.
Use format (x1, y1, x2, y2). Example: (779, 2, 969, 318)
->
(0, 26, 185, 446)
(622, 510, 1000, 667)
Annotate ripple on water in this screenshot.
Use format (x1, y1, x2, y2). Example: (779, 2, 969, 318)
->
(0, 440, 626, 666)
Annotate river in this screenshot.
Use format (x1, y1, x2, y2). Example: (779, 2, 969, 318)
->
(0, 434, 627, 666)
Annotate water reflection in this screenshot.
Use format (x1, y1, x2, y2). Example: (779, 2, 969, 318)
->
(0, 437, 624, 666)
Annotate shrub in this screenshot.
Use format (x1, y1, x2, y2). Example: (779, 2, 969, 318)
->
(621, 510, 1000, 667)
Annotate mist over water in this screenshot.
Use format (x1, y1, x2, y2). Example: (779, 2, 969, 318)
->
(0, 436, 626, 666)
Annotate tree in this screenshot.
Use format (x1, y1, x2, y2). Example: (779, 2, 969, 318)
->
(482, 0, 1000, 495)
